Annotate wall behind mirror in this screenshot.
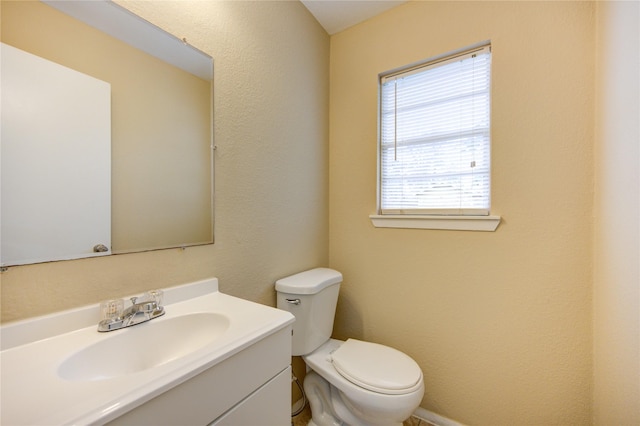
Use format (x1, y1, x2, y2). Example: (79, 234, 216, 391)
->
(0, 0, 214, 266)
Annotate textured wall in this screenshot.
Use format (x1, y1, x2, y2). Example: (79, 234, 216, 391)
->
(1, 1, 330, 322)
(329, 2, 594, 424)
(593, 1, 640, 424)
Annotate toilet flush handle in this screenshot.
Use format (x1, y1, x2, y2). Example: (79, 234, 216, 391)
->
(285, 298, 301, 305)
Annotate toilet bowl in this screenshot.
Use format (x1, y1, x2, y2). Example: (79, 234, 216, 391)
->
(304, 339, 424, 425)
(275, 268, 424, 426)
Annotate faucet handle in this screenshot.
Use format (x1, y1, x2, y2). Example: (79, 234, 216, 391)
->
(144, 290, 164, 307)
(130, 296, 138, 305)
(100, 299, 124, 321)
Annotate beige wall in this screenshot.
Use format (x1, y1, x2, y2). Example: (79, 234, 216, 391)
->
(593, 1, 640, 424)
(0, 1, 329, 322)
(329, 2, 594, 424)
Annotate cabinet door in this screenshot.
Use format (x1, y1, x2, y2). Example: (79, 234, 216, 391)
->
(212, 367, 291, 426)
(1, 43, 111, 266)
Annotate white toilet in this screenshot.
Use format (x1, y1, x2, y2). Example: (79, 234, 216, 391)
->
(276, 268, 424, 426)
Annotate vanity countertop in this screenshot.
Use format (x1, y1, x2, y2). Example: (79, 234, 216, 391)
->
(0, 278, 294, 425)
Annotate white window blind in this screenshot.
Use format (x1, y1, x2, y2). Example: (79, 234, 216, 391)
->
(379, 44, 491, 215)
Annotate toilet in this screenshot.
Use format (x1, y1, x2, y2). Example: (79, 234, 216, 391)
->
(276, 268, 424, 426)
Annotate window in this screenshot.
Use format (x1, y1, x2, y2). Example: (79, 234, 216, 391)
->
(372, 43, 499, 231)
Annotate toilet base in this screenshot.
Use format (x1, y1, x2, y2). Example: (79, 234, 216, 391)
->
(304, 371, 343, 426)
(304, 370, 405, 426)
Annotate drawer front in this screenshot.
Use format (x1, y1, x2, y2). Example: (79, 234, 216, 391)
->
(211, 366, 291, 426)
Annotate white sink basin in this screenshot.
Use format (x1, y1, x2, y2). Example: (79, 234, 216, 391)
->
(58, 312, 230, 381)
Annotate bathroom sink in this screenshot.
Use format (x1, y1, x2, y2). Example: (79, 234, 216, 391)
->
(1, 278, 294, 425)
(58, 312, 230, 381)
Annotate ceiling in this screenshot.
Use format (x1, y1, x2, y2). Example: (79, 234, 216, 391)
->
(300, 0, 408, 35)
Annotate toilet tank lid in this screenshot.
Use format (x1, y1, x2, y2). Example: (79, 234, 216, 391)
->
(275, 268, 342, 294)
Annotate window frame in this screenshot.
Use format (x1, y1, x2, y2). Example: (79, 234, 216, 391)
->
(372, 41, 500, 231)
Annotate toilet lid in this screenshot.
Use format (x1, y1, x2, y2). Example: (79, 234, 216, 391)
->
(330, 339, 422, 395)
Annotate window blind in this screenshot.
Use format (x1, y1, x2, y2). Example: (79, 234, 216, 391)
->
(379, 45, 491, 215)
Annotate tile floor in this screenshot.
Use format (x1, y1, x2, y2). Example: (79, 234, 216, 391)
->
(291, 404, 436, 426)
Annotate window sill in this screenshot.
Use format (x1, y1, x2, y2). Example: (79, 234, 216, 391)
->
(369, 214, 501, 231)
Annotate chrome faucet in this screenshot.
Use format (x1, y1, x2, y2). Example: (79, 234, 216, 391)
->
(98, 292, 165, 332)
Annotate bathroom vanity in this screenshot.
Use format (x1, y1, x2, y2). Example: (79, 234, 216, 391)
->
(0, 278, 294, 425)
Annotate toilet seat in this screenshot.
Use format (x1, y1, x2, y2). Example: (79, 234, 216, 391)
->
(330, 338, 422, 395)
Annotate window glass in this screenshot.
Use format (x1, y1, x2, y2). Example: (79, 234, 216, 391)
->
(379, 44, 491, 215)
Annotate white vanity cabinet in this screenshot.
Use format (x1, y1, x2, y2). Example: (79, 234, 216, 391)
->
(108, 326, 292, 426)
(0, 278, 295, 426)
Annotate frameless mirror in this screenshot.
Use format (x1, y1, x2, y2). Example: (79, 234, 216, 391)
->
(1, 0, 214, 266)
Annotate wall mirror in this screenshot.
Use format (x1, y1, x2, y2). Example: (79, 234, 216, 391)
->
(1, 0, 214, 266)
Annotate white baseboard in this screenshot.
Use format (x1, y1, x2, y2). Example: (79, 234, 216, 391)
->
(413, 407, 465, 426)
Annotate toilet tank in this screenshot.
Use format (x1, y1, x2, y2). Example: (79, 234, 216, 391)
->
(275, 268, 342, 356)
